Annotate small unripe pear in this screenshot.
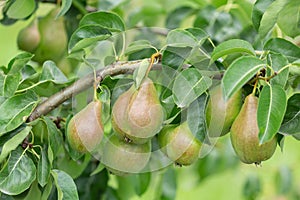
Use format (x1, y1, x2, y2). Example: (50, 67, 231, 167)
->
(17, 19, 40, 53)
(102, 134, 151, 176)
(67, 100, 104, 153)
(206, 85, 242, 137)
(230, 94, 277, 164)
(158, 122, 201, 166)
(112, 77, 164, 144)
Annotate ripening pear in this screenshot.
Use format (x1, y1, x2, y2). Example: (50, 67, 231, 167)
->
(158, 122, 202, 166)
(230, 94, 277, 164)
(206, 85, 242, 137)
(17, 19, 41, 53)
(67, 100, 104, 153)
(33, 8, 67, 63)
(102, 134, 151, 176)
(112, 77, 164, 144)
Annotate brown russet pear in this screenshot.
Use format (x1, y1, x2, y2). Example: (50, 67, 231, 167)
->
(102, 134, 151, 176)
(17, 19, 41, 53)
(230, 94, 277, 164)
(206, 85, 242, 137)
(158, 122, 201, 166)
(67, 100, 104, 153)
(112, 77, 164, 144)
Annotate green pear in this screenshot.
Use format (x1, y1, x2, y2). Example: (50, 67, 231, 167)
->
(230, 94, 277, 164)
(112, 77, 164, 144)
(67, 100, 104, 153)
(33, 8, 67, 63)
(17, 19, 40, 53)
(206, 85, 242, 137)
(158, 122, 202, 166)
(102, 134, 151, 176)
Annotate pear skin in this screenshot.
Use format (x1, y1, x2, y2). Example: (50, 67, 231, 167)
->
(230, 94, 277, 164)
(17, 19, 40, 53)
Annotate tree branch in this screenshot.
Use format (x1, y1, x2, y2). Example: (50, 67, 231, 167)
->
(28, 59, 162, 122)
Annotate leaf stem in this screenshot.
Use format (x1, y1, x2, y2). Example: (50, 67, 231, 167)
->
(72, 0, 88, 15)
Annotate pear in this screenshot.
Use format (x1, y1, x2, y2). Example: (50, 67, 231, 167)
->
(230, 94, 277, 164)
(158, 122, 201, 166)
(206, 85, 242, 137)
(33, 8, 68, 63)
(112, 77, 164, 144)
(17, 19, 40, 53)
(102, 134, 151, 176)
(67, 100, 104, 153)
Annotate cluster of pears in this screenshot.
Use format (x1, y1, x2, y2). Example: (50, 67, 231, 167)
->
(205, 84, 277, 165)
(17, 8, 67, 64)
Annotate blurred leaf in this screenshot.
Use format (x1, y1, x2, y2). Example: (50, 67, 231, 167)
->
(0, 126, 31, 163)
(185, 28, 209, 42)
(267, 53, 289, 87)
(277, 0, 300, 38)
(90, 163, 105, 176)
(166, 29, 198, 47)
(275, 165, 293, 194)
(221, 56, 264, 100)
(0, 148, 36, 195)
(173, 68, 212, 108)
(243, 174, 262, 200)
(6, 0, 35, 19)
(264, 38, 300, 62)
(162, 46, 192, 70)
(134, 173, 151, 196)
(133, 59, 150, 88)
(68, 25, 112, 53)
(187, 94, 208, 143)
(258, 0, 290, 38)
(38, 148, 51, 187)
(280, 93, 300, 135)
(211, 39, 255, 62)
(258, 84, 287, 144)
(125, 40, 155, 56)
(56, 0, 72, 18)
(0, 90, 38, 136)
(7, 52, 33, 75)
(79, 11, 125, 32)
(166, 6, 194, 29)
(161, 168, 177, 200)
(51, 169, 79, 200)
(252, 0, 273, 31)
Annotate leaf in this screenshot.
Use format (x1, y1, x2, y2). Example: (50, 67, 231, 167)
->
(166, 6, 194, 29)
(7, 52, 33, 75)
(211, 39, 255, 62)
(221, 56, 264, 101)
(166, 29, 198, 47)
(90, 163, 105, 176)
(185, 28, 209, 42)
(187, 94, 208, 143)
(56, 0, 72, 18)
(258, 0, 290, 38)
(40, 61, 69, 84)
(0, 126, 31, 163)
(24, 181, 42, 200)
(264, 38, 300, 62)
(162, 46, 192, 70)
(280, 93, 300, 135)
(0, 90, 38, 136)
(6, 0, 36, 19)
(38, 148, 51, 187)
(133, 59, 150, 88)
(79, 11, 125, 32)
(68, 25, 112, 53)
(41, 179, 53, 200)
(275, 166, 292, 194)
(0, 72, 21, 97)
(124, 40, 155, 56)
(252, 0, 274, 31)
(243, 174, 261, 199)
(51, 169, 79, 200)
(134, 173, 151, 196)
(161, 168, 177, 200)
(173, 68, 212, 108)
(258, 84, 287, 144)
(0, 148, 36, 195)
(267, 53, 289, 87)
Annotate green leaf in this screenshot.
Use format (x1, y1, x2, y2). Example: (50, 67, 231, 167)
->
(24, 181, 42, 200)
(79, 11, 125, 32)
(51, 169, 79, 200)
(211, 39, 255, 62)
(252, 0, 273, 31)
(38, 148, 51, 187)
(264, 38, 300, 62)
(243, 174, 261, 200)
(221, 56, 265, 100)
(280, 93, 300, 135)
(68, 25, 112, 53)
(0, 72, 21, 97)
(258, 84, 287, 144)
(162, 46, 192, 70)
(187, 94, 208, 143)
(6, 0, 36, 19)
(0, 148, 36, 195)
(0, 126, 31, 163)
(7, 52, 33, 75)
(133, 59, 150, 88)
(90, 163, 105, 176)
(161, 168, 177, 200)
(40, 61, 68, 84)
(258, 0, 290, 38)
(56, 0, 72, 18)
(267, 53, 289, 87)
(124, 40, 155, 56)
(173, 68, 212, 108)
(166, 6, 194, 29)
(166, 29, 198, 47)
(185, 28, 209, 42)
(134, 173, 151, 196)
(275, 166, 292, 194)
(0, 90, 38, 136)
(41, 179, 53, 200)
